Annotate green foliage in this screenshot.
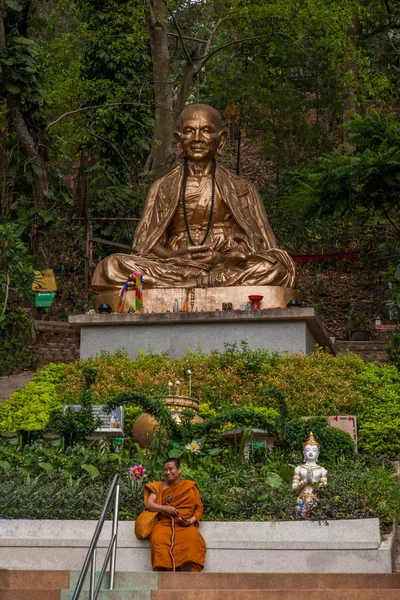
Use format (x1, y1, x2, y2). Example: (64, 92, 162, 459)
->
(0, 308, 35, 376)
(284, 111, 400, 226)
(3, 347, 400, 459)
(0, 438, 397, 530)
(386, 333, 400, 369)
(104, 390, 181, 440)
(0, 222, 36, 317)
(281, 417, 356, 465)
(0, 9, 44, 113)
(192, 406, 280, 440)
(0, 379, 60, 432)
(46, 366, 101, 445)
(313, 462, 400, 530)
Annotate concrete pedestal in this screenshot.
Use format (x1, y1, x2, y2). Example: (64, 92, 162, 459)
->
(0, 519, 392, 573)
(69, 308, 335, 359)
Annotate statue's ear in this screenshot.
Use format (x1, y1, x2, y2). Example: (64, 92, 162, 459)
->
(216, 129, 228, 156)
(174, 131, 183, 156)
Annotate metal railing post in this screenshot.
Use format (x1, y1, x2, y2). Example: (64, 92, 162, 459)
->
(71, 474, 120, 600)
(110, 481, 120, 590)
(89, 549, 96, 600)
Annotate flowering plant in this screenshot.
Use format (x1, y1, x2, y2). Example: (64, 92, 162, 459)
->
(129, 464, 146, 480)
(185, 440, 202, 454)
(127, 464, 147, 493)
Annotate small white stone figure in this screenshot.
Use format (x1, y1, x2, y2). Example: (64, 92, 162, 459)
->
(292, 431, 328, 517)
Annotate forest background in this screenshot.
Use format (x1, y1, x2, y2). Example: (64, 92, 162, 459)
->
(1, 0, 400, 343)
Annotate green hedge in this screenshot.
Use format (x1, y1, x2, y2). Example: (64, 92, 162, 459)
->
(1, 347, 400, 458)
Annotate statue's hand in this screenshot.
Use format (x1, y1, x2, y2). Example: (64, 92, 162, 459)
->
(306, 468, 314, 484)
(224, 251, 248, 268)
(172, 245, 216, 264)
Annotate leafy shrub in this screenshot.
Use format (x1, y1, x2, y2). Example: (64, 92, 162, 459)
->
(2, 347, 400, 459)
(0, 381, 61, 432)
(46, 366, 101, 445)
(0, 440, 396, 530)
(386, 332, 400, 369)
(0, 308, 36, 376)
(281, 416, 356, 465)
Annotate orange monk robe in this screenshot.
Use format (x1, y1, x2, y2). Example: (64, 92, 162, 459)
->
(144, 480, 206, 571)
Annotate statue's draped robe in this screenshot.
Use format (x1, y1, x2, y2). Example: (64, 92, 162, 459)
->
(144, 480, 206, 572)
(92, 164, 295, 291)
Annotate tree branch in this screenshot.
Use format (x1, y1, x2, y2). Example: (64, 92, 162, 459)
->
(46, 101, 177, 131)
(46, 102, 141, 130)
(0, 1, 7, 55)
(163, 0, 194, 67)
(1, 271, 10, 316)
(167, 32, 207, 44)
(144, 0, 157, 28)
(84, 128, 136, 184)
(203, 15, 223, 60)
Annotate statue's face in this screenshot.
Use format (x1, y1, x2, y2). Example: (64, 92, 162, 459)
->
(303, 444, 319, 462)
(175, 107, 227, 161)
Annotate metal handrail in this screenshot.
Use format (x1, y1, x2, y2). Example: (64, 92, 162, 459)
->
(72, 473, 120, 600)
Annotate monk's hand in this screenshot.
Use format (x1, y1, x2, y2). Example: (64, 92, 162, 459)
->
(178, 517, 195, 527)
(163, 505, 179, 516)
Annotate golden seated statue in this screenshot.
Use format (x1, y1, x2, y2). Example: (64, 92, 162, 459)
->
(92, 104, 295, 306)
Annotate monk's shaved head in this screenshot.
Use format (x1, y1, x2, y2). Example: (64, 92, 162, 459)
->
(177, 104, 224, 131)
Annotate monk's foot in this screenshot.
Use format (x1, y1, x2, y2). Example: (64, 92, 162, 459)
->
(180, 562, 193, 572)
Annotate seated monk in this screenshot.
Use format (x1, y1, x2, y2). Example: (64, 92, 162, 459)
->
(144, 458, 206, 572)
(92, 104, 295, 291)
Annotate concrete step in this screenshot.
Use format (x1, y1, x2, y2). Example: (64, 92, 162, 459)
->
(0, 569, 69, 589)
(151, 592, 400, 600)
(158, 573, 400, 589)
(68, 571, 158, 590)
(60, 591, 151, 600)
(0, 591, 61, 600)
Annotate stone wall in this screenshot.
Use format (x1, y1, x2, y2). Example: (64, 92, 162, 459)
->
(32, 321, 80, 368)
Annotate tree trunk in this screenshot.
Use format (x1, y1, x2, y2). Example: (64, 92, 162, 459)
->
(0, 2, 51, 260)
(0, 126, 11, 219)
(340, 18, 358, 142)
(146, 0, 176, 181)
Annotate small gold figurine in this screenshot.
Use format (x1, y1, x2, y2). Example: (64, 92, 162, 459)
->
(292, 432, 328, 517)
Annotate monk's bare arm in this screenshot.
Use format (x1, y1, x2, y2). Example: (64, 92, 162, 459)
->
(192, 487, 204, 523)
(145, 491, 179, 516)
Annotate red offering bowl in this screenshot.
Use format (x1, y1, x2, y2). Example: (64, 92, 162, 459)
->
(248, 295, 263, 310)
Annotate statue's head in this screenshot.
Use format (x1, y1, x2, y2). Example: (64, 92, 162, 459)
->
(175, 104, 227, 161)
(303, 431, 320, 462)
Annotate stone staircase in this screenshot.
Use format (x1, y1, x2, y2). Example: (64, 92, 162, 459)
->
(0, 569, 69, 599)
(3, 571, 400, 600)
(335, 340, 389, 364)
(60, 572, 158, 600)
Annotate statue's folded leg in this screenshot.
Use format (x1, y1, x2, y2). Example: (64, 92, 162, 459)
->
(205, 253, 295, 288)
(92, 253, 206, 292)
(225, 258, 293, 287)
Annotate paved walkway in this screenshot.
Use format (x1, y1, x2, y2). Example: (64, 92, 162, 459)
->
(0, 372, 35, 403)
